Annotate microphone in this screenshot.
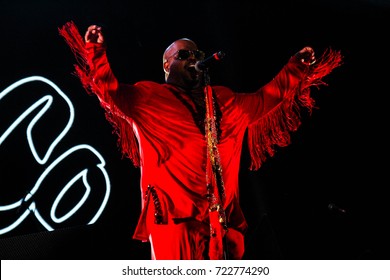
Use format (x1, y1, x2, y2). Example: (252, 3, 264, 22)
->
(195, 51, 225, 72)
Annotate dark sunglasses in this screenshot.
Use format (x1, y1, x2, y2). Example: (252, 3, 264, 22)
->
(167, 49, 205, 61)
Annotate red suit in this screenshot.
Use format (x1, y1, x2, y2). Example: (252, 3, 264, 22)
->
(59, 22, 342, 260)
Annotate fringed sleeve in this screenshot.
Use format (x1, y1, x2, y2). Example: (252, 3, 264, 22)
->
(58, 21, 140, 167)
(247, 48, 343, 171)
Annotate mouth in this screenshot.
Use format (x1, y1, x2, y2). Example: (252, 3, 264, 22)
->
(187, 64, 197, 73)
(186, 64, 200, 78)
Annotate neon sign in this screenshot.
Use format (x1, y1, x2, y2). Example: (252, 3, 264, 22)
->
(0, 76, 111, 235)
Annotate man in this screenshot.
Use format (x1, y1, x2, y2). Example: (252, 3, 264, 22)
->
(59, 21, 342, 259)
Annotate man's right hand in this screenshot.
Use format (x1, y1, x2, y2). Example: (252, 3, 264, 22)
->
(85, 25, 104, 44)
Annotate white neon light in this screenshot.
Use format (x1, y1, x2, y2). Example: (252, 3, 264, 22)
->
(33, 203, 54, 231)
(0, 76, 111, 235)
(51, 170, 92, 223)
(0, 76, 74, 165)
(0, 205, 31, 235)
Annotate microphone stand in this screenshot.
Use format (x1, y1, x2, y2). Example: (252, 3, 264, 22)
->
(202, 68, 210, 86)
(201, 68, 229, 260)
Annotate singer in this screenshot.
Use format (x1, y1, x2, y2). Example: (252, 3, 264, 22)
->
(59, 21, 342, 260)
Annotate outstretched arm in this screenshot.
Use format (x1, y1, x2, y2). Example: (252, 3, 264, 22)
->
(83, 25, 120, 101)
(59, 22, 120, 101)
(241, 46, 342, 170)
(237, 46, 317, 125)
(59, 21, 141, 166)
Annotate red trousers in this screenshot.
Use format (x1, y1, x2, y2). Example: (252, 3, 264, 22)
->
(145, 206, 245, 260)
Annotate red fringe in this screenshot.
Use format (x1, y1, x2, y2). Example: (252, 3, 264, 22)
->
(59, 21, 140, 167)
(248, 48, 343, 170)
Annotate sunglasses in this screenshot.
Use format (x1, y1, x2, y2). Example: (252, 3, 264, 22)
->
(167, 49, 205, 61)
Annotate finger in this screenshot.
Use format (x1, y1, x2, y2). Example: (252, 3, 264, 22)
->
(87, 25, 102, 36)
(85, 31, 97, 42)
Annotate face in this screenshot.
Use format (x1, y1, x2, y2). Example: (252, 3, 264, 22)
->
(163, 39, 205, 90)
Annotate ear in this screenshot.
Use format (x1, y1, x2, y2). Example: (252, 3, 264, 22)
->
(163, 61, 170, 74)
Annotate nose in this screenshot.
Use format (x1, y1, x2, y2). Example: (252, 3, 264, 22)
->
(188, 51, 197, 60)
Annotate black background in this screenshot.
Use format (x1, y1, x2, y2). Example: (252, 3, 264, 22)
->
(0, 0, 389, 260)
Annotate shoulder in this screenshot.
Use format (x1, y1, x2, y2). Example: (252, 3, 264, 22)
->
(212, 85, 236, 104)
(212, 85, 235, 96)
(130, 81, 170, 96)
(212, 85, 237, 107)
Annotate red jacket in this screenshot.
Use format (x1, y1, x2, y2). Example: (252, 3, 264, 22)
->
(59, 21, 342, 251)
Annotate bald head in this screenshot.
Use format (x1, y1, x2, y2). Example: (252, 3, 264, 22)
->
(163, 38, 197, 63)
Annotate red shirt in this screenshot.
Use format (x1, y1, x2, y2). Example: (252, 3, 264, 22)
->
(85, 42, 309, 241)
